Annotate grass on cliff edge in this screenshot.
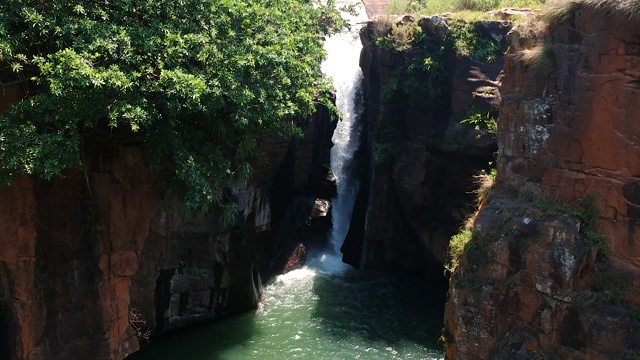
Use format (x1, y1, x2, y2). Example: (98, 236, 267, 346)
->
(544, 0, 640, 25)
(446, 168, 496, 273)
(387, 0, 546, 17)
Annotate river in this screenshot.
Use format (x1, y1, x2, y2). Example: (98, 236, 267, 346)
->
(128, 260, 445, 359)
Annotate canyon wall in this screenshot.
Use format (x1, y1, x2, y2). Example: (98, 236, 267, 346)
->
(129, 108, 336, 336)
(0, 141, 161, 360)
(445, 6, 640, 359)
(0, 86, 336, 359)
(346, 17, 509, 273)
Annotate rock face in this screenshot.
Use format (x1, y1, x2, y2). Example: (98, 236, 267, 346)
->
(499, 7, 640, 268)
(445, 6, 640, 359)
(0, 86, 336, 359)
(0, 142, 160, 360)
(345, 17, 509, 273)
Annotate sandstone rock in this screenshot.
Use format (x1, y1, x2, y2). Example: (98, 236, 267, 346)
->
(129, 108, 337, 336)
(443, 195, 640, 359)
(498, 3, 640, 291)
(0, 142, 159, 360)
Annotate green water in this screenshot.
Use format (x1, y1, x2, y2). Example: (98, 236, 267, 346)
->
(129, 259, 446, 360)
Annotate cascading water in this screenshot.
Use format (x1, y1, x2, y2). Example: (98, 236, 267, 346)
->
(129, 2, 445, 359)
(321, 0, 367, 265)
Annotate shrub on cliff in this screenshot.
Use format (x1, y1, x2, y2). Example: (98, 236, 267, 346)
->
(0, 0, 345, 214)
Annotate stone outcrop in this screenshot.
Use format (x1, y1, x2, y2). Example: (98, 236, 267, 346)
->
(444, 195, 624, 359)
(446, 5, 640, 359)
(0, 85, 336, 359)
(344, 17, 509, 273)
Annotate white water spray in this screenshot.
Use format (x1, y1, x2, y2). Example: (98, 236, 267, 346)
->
(319, 0, 368, 272)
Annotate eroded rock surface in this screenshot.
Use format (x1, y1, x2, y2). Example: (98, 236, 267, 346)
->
(499, 8, 640, 269)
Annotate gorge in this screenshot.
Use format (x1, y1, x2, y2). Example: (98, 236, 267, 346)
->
(1, 0, 640, 359)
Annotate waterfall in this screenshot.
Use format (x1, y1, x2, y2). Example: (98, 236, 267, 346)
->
(131, 7, 446, 359)
(318, 0, 368, 271)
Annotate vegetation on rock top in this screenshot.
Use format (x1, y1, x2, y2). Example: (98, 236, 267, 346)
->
(0, 0, 347, 216)
(386, 0, 547, 18)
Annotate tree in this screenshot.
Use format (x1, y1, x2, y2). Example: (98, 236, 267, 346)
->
(0, 0, 344, 214)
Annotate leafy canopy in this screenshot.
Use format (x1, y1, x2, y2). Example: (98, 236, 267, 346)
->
(0, 0, 344, 213)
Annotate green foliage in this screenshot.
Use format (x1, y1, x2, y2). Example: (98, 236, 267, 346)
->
(472, 167, 497, 207)
(576, 192, 599, 226)
(461, 108, 498, 135)
(0, 0, 345, 214)
(378, 25, 451, 107)
(220, 202, 239, 228)
(576, 192, 609, 253)
(447, 20, 507, 62)
(375, 19, 505, 109)
(584, 230, 609, 253)
(534, 193, 568, 218)
(386, 0, 546, 16)
(452, 0, 501, 12)
(372, 19, 424, 52)
(386, 0, 414, 15)
(448, 228, 476, 272)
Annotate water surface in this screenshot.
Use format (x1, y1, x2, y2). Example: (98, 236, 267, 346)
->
(129, 259, 445, 360)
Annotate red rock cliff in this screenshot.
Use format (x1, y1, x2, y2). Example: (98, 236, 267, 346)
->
(445, 4, 640, 359)
(0, 141, 160, 360)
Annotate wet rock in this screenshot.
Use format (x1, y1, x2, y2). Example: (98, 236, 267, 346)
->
(283, 243, 307, 273)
